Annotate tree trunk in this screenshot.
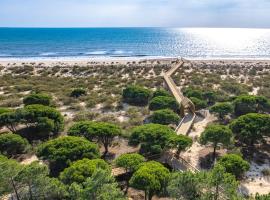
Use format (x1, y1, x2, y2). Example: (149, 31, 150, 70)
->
(144, 190, 147, 200)
(176, 149, 181, 159)
(10, 177, 20, 200)
(214, 183, 219, 200)
(125, 179, 129, 194)
(7, 124, 17, 133)
(103, 144, 108, 156)
(28, 184, 33, 200)
(148, 192, 153, 200)
(213, 144, 217, 163)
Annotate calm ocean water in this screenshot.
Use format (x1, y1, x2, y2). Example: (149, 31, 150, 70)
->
(0, 28, 270, 59)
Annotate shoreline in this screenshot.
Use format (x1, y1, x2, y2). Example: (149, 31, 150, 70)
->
(1, 56, 270, 67)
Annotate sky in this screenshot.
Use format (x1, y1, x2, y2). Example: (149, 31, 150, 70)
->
(0, 0, 270, 28)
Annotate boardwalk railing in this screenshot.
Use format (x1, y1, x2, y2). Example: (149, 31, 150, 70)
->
(163, 59, 196, 135)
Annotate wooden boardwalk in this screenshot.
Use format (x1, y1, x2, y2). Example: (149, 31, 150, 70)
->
(163, 59, 227, 199)
(163, 60, 196, 135)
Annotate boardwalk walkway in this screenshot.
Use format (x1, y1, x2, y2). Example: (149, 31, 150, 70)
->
(163, 59, 196, 135)
(163, 59, 227, 199)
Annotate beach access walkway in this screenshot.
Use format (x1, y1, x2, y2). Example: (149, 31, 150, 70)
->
(163, 60, 227, 199)
(163, 59, 196, 135)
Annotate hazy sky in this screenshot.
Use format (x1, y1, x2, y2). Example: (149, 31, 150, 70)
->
(1, 0, 270, 27)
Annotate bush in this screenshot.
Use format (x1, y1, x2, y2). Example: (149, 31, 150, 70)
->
(230, 113, 270, 146)
(183, 87, 203, 99)
(0, 107, 12, 115)
(150, 109, 180, 125)
(70, 88, 87, 98)
(68, 121, 121, 156)
(210, 102, 233, 120)
(233, 95, 270, 116)
(255, 193, 270, 200)
(199, 125, 233, 161)
(189, 97, 207, 110)
(220, 81, 249, 96)
(129, 123, 191, 156)
(60, 158, 110, 184)
(0, 133, 29, 158)
(261, 168, 270, 176)
(129, 124, 174, 154)
(22, 104, 64, 135)
(130, 161, 170, 200)
(218, 154, 250, 179)
(23, 93, 52, 106)
(0, 105, 64, 138)
(115, 153, 145, 172)
(152, 89, 171, 98)
(122, 85, 152, 106)
(115, 153, 145, 193)
(149, 96, 179, 112)
(167, 134, 193, 156)
(37, 136, 100, 176)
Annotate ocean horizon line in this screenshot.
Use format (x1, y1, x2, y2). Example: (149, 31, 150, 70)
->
(1, 27, 270, 29)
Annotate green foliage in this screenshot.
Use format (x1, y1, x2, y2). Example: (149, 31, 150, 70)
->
(115, 153, 145, 193)
(23, 93, 52, 106)
(167, 171, 204, 200)
(130, 161, 170, 200)
(0, 133, 29, 158)
(150, 109, 180, 125)
(255, 193, 270, 200)
(189, 97, 207, 110)
(129, 123, 173, 155)
(115, 153, 145, 172)
(183, 87, 218, 105)
(210, 102, 234, 120)
(149, 96, 179, 112)
(234, 95, 270, 116)
(218, 154, 250, 179)
(203, 91, 218, 105)
(183, 87, 203, 99)
(0, 110, 19, 133)
(69, 169, 126, 200)
(22, 104, 64, 134)
(199, 124, 233, 161)
(209, 164, 239, 200)
(129, 124, 192, 156)
(123, 85, 152, 106)
(68, 121, 94, 137)
(0, 104, 64, 137)
(167, 134, 193, 156)
(70, 88, 87, 98)
(0, 155, 22, 196)
(230, 113, 270, 146)
(152, 89, 171, 98)
(220, 81, 249, 96)
(68, 121, 121, 155)
(60, 158, 110, 184)
(0, 107, 12, 115)
(37, 136, 100, 176)
(0, 157, 67, 199)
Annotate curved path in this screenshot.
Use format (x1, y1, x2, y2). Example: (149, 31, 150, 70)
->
(163, 59, 227, 199)
(163, 59, 196, 135)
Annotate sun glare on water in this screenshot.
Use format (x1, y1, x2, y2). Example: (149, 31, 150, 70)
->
(177, 28, 270, 57)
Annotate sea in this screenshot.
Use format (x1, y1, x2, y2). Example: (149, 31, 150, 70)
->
(0, 27, 270, 60)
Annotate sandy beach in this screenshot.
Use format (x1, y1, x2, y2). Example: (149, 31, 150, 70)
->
(1, 57, 270, 68)
(0, 56, 178, 67)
